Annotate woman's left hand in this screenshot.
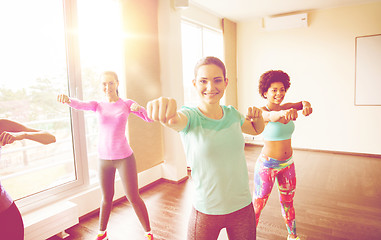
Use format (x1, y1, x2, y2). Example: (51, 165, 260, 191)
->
(130, 103, 141, 112)
(302, 101, 313, 116)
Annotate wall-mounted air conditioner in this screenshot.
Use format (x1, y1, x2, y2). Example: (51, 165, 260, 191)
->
(173, 0, 189, 9)
(263, 13, 308, 31)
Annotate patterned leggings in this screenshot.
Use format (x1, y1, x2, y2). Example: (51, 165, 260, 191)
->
(253, 154, 297, 235)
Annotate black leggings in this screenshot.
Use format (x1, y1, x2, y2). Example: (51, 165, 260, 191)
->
(187, 203, 256, 240)
(98, 154, 151, 232)
(0, 202, 24, 240)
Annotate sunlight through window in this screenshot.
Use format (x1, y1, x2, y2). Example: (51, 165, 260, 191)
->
(181, 20, 224, 106)
(77, 0, 125, 184)
(0, 0, 75, 200)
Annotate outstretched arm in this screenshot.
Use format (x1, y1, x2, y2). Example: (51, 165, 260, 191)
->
(57, 93, 98, 111)
(146, 97, 188, 132)
(262, 108, 298, 122)
(242, 106, 265, 135)
(0, 119, 56, 146)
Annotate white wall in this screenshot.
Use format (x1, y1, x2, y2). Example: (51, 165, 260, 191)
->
(237, 2, 381, 155)
(181, 2, 221, 30)
(157, 0, 188, 182)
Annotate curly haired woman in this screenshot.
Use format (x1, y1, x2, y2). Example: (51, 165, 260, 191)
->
(253, 70, 312, 240)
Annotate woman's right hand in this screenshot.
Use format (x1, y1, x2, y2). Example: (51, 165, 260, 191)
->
(57, 94, 71, 104)
(147, 97, 187, 131)
(147, 97, 178, 124)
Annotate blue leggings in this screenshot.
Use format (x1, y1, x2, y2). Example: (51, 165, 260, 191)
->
(187, 203, 256, 240)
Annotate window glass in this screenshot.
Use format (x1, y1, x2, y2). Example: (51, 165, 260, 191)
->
(0, 0, 76, 200)
(181, 20, 224, 106)
(203, 28, 224, 61)
(181, 21, 202, 107)
(77, 0, 125, 184)
(0, 0, 126, 205)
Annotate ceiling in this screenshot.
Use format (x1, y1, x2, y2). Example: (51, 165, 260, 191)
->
(189, 0, 381, 22)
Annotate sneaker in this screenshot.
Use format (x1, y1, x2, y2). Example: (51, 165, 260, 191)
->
(96, 231, 108, 240)
(145, 232, 154, 240)
(287, 236, 300, 240)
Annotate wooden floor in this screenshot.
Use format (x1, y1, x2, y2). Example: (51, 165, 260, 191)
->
(48, 145, 381, 240)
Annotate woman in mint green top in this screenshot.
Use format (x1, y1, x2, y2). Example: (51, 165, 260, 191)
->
(147, 57, 264, 240)
(179, 105, 251, 215)
(254, 70, 312, 240)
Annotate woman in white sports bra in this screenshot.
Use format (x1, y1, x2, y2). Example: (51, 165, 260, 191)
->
(252, 70, 312, 240)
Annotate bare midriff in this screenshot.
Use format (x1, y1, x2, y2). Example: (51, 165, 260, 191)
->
(262, 139, 293, 160)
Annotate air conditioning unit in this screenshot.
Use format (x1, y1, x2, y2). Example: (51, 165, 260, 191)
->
(263, 13, 308, 31)
(173, 0, 189, 9)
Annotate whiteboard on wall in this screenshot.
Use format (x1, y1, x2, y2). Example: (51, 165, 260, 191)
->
(355, 34, 381, 106)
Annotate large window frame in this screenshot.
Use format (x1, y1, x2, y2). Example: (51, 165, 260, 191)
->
(9, 0, 124, 212)
(14, 0, 86, 211)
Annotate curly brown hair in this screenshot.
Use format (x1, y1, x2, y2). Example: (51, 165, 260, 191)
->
(258, 70, 291, 99)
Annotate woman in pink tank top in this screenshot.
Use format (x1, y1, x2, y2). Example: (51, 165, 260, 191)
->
(57, 71, 154, 240)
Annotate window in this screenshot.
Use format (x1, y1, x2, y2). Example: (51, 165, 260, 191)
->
(0, 0, 125, 208)
(180, 20, 224, 106)
(0, 0, 76, 202)
(77, 0, 125, 184)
